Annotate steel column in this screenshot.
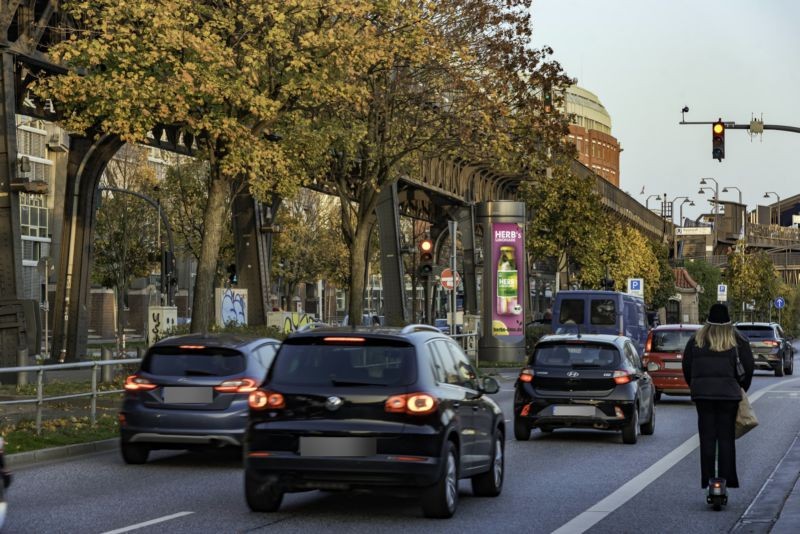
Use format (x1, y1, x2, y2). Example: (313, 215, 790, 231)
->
(376, 182, 407, 325)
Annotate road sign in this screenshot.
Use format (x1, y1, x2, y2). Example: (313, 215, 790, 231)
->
(675, 227, 712, 236)
(775, 297, 785, 309)
(627, 278, 643, 297)
(441, 268, 461, 290)
(717, 284, 727, 302)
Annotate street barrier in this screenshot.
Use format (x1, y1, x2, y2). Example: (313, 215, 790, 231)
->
(0, 358, 141, 435)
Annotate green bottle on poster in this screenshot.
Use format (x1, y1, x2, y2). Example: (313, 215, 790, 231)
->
(497, 246, 518, 315)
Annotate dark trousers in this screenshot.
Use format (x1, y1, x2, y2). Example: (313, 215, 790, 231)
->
(696, 400, 740, 488)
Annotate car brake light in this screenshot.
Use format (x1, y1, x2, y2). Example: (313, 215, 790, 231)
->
(124, 375, 158, 391)
(645, 334, 652, 353)
(384, 393, 438, 415)
(178, 345, 206, 349)
(518, 368, 534, 383)
(249, 390, 285, 410)
(323, 337, 365, 343)
(215, 378, 258, 393)
(763, 340, 779, 347)
(613, 371, 632, 385)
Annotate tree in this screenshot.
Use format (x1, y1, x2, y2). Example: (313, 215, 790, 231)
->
(727, 248, 780, 322)
(648, 240, 676, 310)
(36, 0, 379, 332)
(684, 259, 722, 322)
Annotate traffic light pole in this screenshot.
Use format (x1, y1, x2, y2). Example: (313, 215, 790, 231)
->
(679, 119, 800, 134)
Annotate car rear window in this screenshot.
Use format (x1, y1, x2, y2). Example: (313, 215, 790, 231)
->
(737, 326, 776, 340)
(142, 347, 246, 376)
(532, 343, 620, 368)
(590, 299, 616, 326)
(651, 330, 696, 352)
(271, 339, 416, 386)
(557, 299, 585, 325)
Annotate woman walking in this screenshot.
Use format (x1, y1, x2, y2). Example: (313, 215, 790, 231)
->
(682, 303, 755, 493)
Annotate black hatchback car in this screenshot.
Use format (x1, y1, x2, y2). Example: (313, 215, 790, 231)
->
(514, 334, 655, 444)
(119, 334, 281, 464)
(244, 325, 504, 519)
(735, 322, 794, 377)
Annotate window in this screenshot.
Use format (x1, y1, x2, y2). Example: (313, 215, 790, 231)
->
(652, 330, 695, 353)
(431, 341, 461, 385)
(624, 343, 641, 368)
(558, 299, 585, 324)
(444, 341, 477, 390)
(590, 299, 616, 326)
(255, 343, 278, 370)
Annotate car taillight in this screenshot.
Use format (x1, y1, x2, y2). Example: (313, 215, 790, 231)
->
(215, 378, 258, 393)
(248, 390, 285, 410)
(613, 370, 632, 385)
(764, 340, 779, 347)
(518, 368, 534, 383)
(384, 393, 438, 415)
(124, 375, 157, 391)
(645, 334, 652, 353)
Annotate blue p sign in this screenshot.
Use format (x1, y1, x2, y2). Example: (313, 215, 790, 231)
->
(630, 280, 641, 290)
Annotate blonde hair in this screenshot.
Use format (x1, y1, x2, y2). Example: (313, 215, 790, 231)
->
(694, 324, 737, 352)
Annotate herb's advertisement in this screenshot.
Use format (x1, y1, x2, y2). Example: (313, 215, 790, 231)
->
(491, 222, 524, 338)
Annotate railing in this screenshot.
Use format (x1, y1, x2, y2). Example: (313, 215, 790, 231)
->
(0, 359, 141, 434)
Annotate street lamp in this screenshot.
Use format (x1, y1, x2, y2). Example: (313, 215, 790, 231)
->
(645, 194, 661, 209)
(679, 199, 695, 227)
(763, 191, 781, 226)
(670, 196, 691, 225)
(722, 186, 745, 241)
(699, 177, 719, 256)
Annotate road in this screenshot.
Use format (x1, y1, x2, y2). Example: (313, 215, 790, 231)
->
(5, 354, 800, 534)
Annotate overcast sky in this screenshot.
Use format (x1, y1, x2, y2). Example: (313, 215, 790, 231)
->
(531, 0, 800, 223)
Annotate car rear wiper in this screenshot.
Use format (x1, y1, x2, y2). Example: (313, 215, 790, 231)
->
(183, 369, 217, 376)
(330, 378, 390, 386)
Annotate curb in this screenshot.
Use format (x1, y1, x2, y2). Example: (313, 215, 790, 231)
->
(6, 438, 119, 469)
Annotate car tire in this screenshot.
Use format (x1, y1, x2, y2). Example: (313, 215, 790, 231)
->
(775, 363, 785, 377)
(785, 354, 794, 376)
(640, 403, 656, 435)
(622, 405, 639, 444)
(245, 470, 284, 513)
(471, 431, 504, 497)
(120, 441, 149, 465)
(513, 418, 530, 441)
(422, 441, 459, 518)
(654, 391, 662, 403)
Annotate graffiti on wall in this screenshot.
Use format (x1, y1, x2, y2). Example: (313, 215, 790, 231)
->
(266, 311, 315, 333)
(215, 288, 248, 327)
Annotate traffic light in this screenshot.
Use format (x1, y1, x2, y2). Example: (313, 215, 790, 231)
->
(712, 120, 725, 161)
(543, 84, 553, 113)
(227, 264, 238, 286)
(417, 237, 433, 277)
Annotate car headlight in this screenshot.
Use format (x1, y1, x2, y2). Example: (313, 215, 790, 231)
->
(646, 361, 661, 372)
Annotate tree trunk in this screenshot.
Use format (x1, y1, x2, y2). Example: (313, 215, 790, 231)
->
(190, 174, 229, 332)
(346, 227, 370, 326)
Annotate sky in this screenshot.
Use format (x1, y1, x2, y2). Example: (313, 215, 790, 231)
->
(530, 0, 800, 224)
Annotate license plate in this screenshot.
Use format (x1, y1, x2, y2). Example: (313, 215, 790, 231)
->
(299, 437, 377, 457)
(163, 387, 213, 404)
(664, 361, 683, 370)
(553, 405, 595, 417)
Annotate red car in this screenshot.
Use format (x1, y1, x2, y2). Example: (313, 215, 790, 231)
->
(642, 324, 701, 401)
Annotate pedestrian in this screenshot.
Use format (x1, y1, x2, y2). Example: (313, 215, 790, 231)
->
(682, 303, 754, 494)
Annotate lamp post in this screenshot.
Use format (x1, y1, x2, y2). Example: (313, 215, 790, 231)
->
(700, 178, 719, 256)
(722, 186, 745, 242)
(645, 194, 661, 210)
(673, 198, 695, 260)
(670, 196, 691, 225)
(763, 191, 781, 226)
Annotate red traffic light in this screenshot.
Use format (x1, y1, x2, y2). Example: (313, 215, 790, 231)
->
(712, 120, 725, 161)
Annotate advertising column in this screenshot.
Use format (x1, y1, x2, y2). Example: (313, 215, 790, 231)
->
(477, 201, 526, 363)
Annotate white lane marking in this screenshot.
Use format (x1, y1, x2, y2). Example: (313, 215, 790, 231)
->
(551, 378, 799, 534)
(101, 511, 194, 534)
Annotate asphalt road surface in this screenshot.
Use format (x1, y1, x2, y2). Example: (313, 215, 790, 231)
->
(6, 354, 800, 534)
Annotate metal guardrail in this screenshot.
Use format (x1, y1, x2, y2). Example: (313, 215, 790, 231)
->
(0, 358, 141, 434)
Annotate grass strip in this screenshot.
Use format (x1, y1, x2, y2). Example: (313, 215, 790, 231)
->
(1, 415, 118, 454)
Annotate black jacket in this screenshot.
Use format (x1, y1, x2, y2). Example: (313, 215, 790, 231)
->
(682, 333, 755, 401)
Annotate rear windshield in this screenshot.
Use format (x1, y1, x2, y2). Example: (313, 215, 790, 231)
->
(271, 339, 416, 386)
(651, 330, 696, 353)
(557, 299, 585, 325)
(142, 347, 246, 376)
(737, 326, 776, 340)
(590, 299, 616, 326)
(532, 343, 620, 368)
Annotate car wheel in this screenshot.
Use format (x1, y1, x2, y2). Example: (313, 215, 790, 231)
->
(775, 362, 785, 377)
(640, 402, 656, 435)
(654, 391, 662, 403)
(245, 469, 284, 513)
(120, 441, 149, 465)
(471, 431, 504, 497)
(422, 441, 459, 518)
(622, 405, 639, 444)
(513, 418, 530, 441)
(788, 355, 795, 376)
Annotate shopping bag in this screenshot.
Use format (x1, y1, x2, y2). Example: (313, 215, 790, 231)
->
(735, 388, 758, 439)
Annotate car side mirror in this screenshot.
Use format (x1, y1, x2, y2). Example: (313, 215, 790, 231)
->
(481, 377, 500, 394)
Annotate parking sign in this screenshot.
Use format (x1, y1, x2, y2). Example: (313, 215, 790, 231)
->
(717, 284, 727, 302)
(627, 278, 643, 297)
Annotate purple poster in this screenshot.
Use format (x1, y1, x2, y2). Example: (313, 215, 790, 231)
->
(491, 222, 524, 338)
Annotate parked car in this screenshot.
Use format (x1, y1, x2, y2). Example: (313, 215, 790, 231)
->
(244, 324, 504, 519)
(119, 334, 281, 464)
(735, 322, 794, 377)
(514, 333, 656, 444)
(642, 324, 701, 401)
(1, 436, 10, 529)
(551, 290, 649, 355)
